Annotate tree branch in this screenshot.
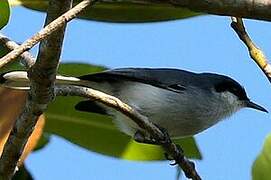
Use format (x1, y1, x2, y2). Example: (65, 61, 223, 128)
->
(28, 0, 72, 107)
(0, 0, 74, 179)
(0, 0, 97, 69)
(0, 34, 35, 68)
(231, 17, 271, 83)
(55, 85, 201, 180)
(170, 0, 271, 21)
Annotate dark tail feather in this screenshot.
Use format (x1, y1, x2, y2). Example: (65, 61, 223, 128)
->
(75, 100, 108, 115)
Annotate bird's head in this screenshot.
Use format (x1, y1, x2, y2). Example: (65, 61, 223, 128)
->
(201, 73, 268, 113)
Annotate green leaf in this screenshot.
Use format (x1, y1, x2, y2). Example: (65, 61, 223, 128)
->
(0, 0, 10, 29)
(33, 133, 50, 151)
(0, 60, 25, 73)
(252, 134, 271, 180)
(57, 63, 106, 76)
(10, 0, 201, 22)
(0, 42, 9, 60)
(0, 43, 25, 72)
(45, 63, 201, 160)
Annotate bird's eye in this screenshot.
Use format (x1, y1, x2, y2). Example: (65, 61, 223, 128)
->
(214, 79, 248, 100)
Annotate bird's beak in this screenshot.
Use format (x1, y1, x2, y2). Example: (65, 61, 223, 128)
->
(245, 100, 268, 113)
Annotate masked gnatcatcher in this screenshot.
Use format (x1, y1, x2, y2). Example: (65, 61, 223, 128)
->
(0, 68, 267, 140)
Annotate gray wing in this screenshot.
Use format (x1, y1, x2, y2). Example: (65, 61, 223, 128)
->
(78, 68, 201, 93)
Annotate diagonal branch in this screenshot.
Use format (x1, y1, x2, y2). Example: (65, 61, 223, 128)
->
(231, 17, 271, 83)
(56, 85, 201, 180)
(0, 34, 35, 68)
(0, 0, 97, 68)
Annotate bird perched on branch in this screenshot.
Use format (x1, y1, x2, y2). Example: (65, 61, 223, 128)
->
(0, 68, 267, 143)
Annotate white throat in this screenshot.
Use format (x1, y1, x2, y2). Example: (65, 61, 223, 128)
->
(216, 91, 244, 119)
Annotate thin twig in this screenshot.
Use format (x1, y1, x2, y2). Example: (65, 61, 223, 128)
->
(0, 34, 35, 68)
(0, 0, 75, 179)
(231, 17, 271, 83)
(55, 85, 201, 180)
(0, 0, 97, 68)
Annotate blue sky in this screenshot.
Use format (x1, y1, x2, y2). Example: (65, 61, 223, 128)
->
(2, 6, 271, 180)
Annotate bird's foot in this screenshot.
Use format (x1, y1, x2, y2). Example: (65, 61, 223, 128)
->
(164, 144, 185, 166)
(134, 130, 160, 145)
(133, 124, 172, 145)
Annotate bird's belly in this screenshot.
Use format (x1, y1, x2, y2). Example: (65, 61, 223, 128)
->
(154, 115, 211, 138)
(108, 82, 222, 138)
(112, 105, 216, 138)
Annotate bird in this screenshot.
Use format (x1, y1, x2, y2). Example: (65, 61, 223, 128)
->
(0, 68, 267, 142)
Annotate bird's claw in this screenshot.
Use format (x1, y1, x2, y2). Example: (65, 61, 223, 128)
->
(164, 144, 185, 166)
(164, 153, 173, 160)
(153, 124, 172, 145)
(133, 124, 172, 145)
(134, 131, 159, 144)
